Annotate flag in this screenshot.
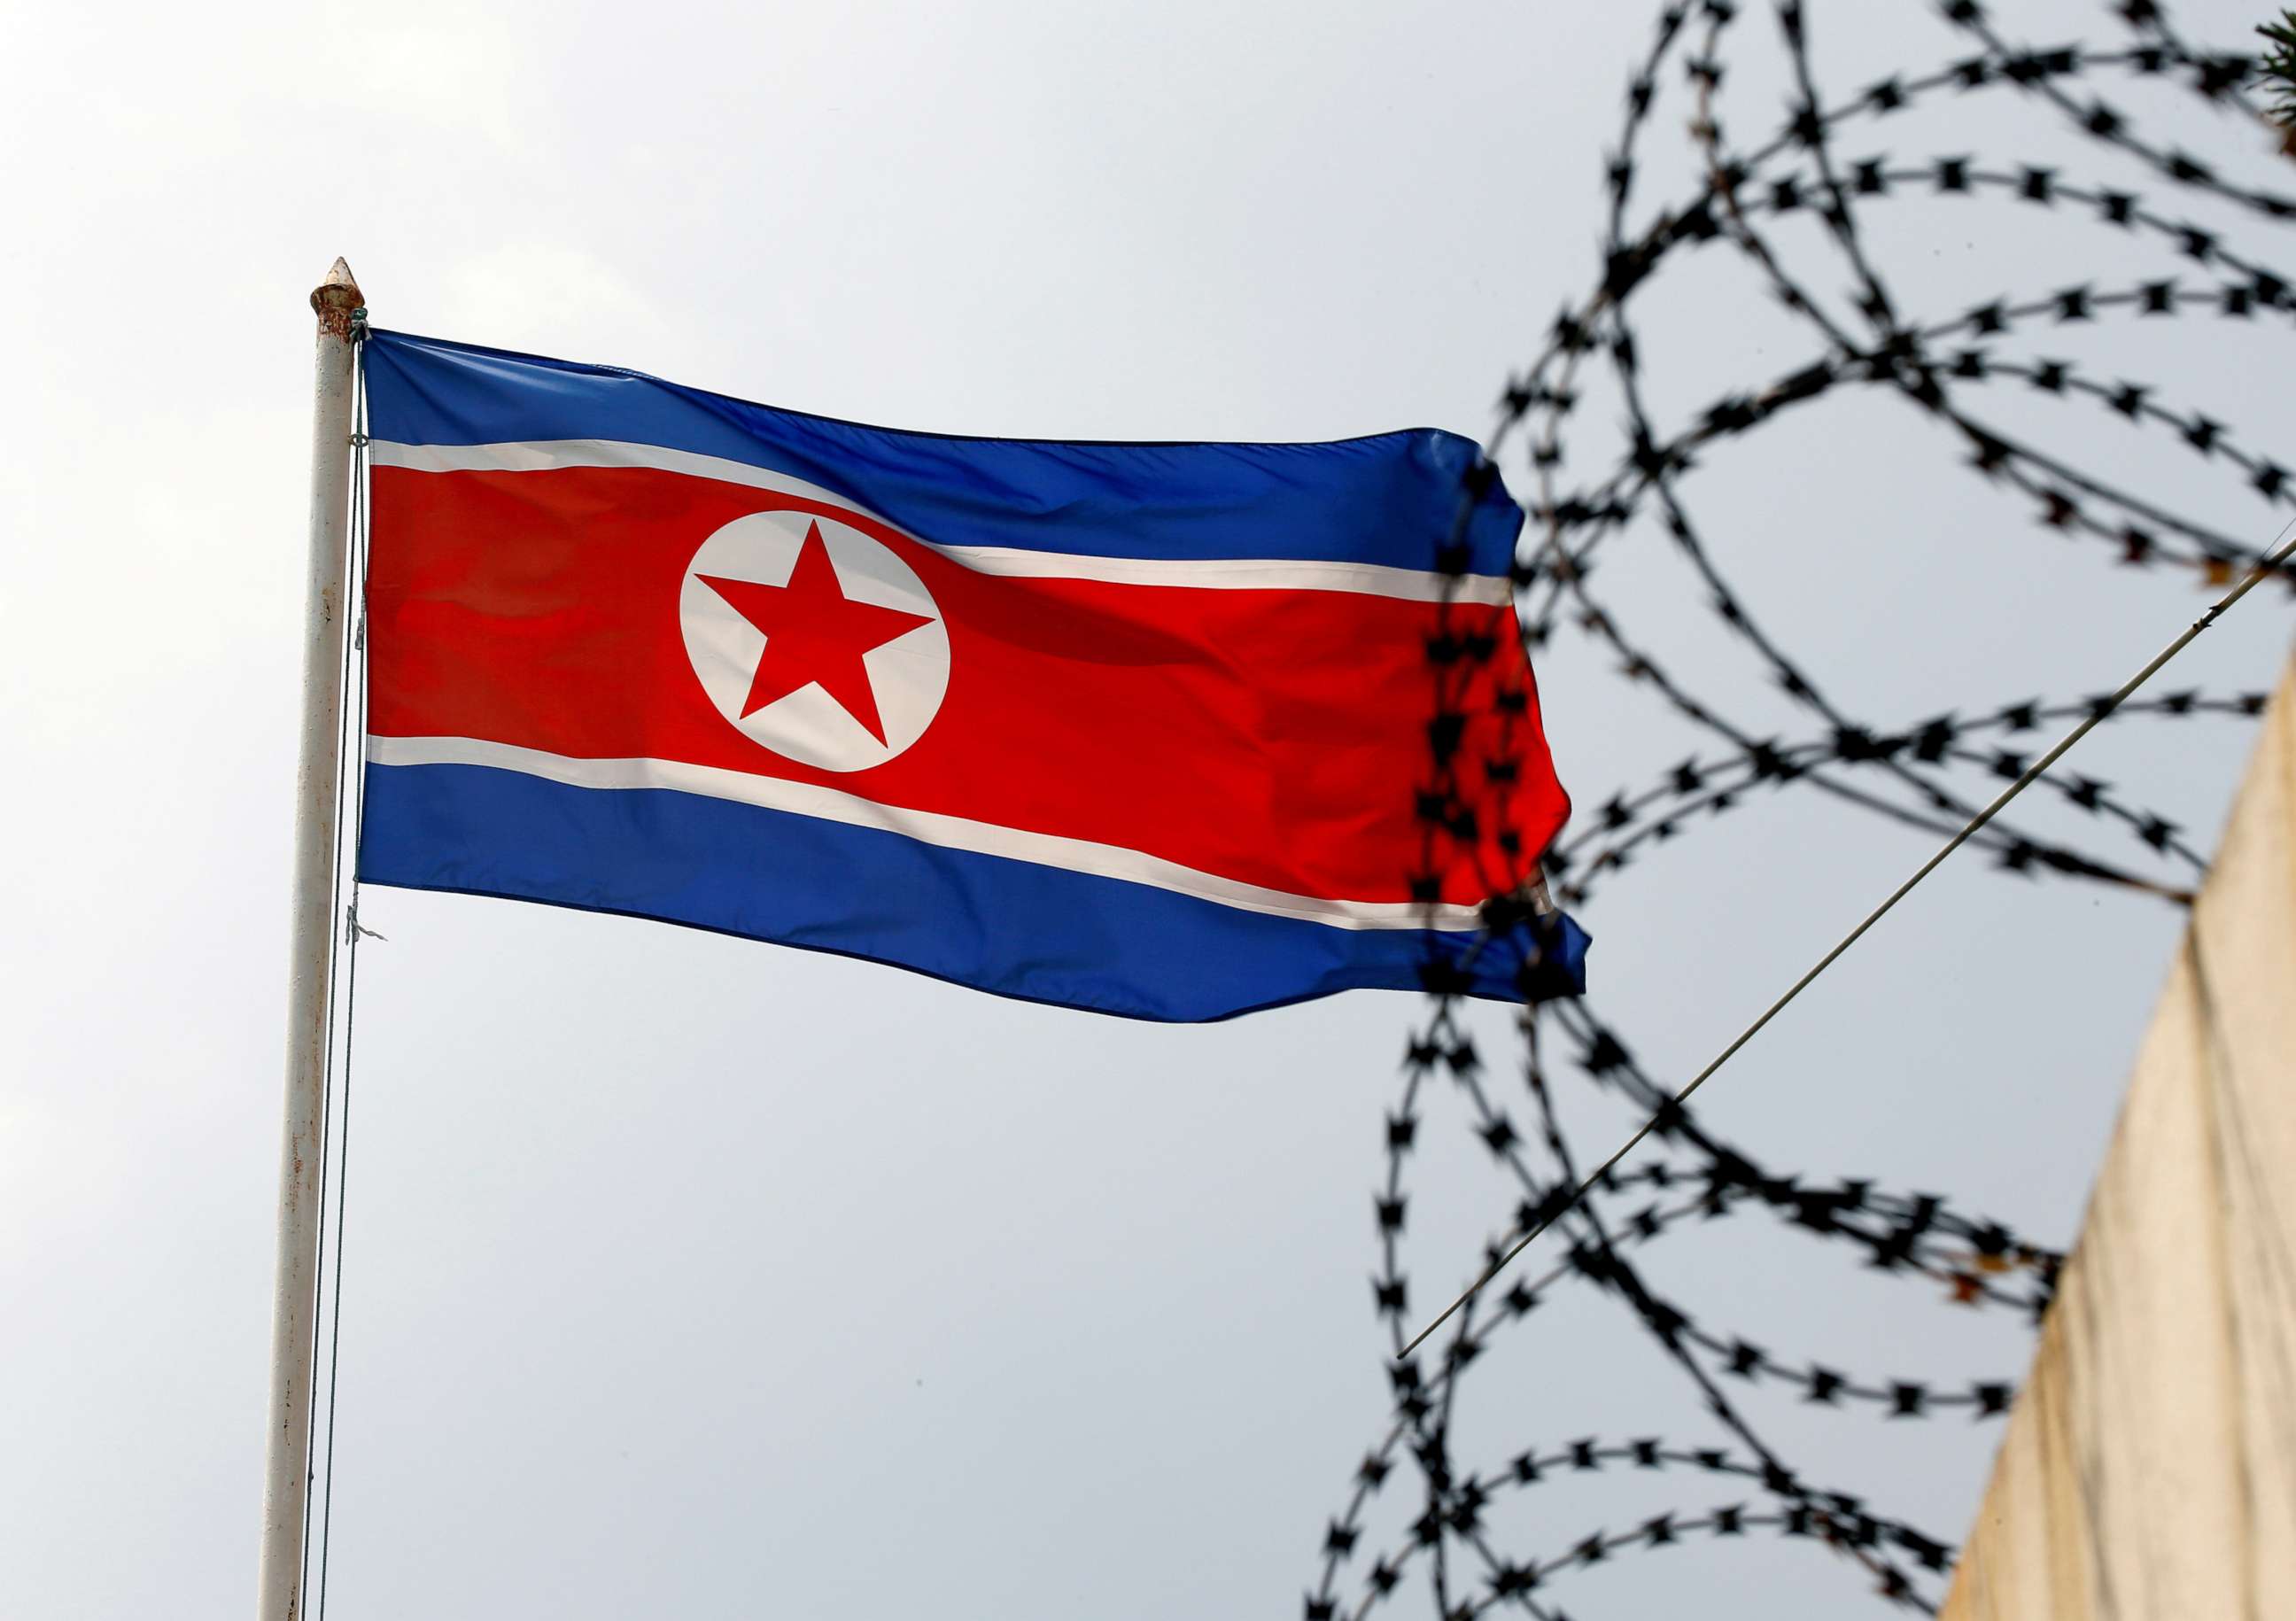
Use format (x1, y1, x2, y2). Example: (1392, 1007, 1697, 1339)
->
(356, 330, 1580, 1020)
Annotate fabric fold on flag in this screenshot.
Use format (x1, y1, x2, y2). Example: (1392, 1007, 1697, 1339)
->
(357, 330, 1581, 1020)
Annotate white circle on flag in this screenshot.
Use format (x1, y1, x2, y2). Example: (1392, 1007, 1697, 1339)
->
(679, 508, 950, 772)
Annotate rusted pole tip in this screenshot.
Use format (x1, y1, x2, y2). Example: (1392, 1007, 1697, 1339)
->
(311, 257, 364, 341)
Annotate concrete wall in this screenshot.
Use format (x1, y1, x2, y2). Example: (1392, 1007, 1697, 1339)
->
(1943, 655, 2296, 1618)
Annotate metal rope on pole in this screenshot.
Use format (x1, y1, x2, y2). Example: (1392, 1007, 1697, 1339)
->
(311, 337, 376, 1621)
(1398, 519, 2296, 1362)
(256, 257, 363, 1621)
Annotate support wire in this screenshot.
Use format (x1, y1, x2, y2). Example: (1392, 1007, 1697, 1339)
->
(1400, 516, 2296, 1361)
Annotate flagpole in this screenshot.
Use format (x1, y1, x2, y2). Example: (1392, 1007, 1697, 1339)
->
(257, 257, 362, 1621)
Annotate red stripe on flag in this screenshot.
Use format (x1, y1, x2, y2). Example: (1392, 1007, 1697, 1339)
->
(366, 465, 1565, 906)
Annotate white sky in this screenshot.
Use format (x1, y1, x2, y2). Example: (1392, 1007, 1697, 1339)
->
(4, 1, 2292, 1617)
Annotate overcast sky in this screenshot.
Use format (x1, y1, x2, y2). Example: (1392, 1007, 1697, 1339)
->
(4, 1, 2293, 1617)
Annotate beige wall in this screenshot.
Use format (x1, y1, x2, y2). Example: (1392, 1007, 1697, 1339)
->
(1943, 655, 2296, 1619)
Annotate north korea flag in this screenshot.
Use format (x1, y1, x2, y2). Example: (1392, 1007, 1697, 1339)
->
(356, 330, 1580, 1020)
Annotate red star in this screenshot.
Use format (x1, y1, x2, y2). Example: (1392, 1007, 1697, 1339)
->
(698, 521, 935, 744)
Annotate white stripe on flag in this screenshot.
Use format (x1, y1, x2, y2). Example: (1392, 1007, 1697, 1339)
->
(366, 734, 1488, 935)
(368, 438, 1516, 605)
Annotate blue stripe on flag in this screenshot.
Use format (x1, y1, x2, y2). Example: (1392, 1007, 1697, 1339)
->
(357, 763, 1576, 1022)
(362, 330, 1523, 578)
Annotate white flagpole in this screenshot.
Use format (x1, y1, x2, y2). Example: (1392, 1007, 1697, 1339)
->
(257, 257, 363, 1621)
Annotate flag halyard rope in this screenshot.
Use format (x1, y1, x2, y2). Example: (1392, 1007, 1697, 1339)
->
(302, 321, 374, 1621)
